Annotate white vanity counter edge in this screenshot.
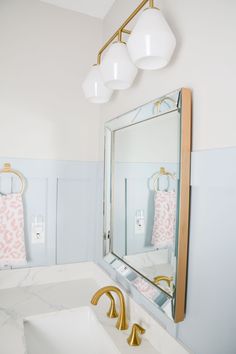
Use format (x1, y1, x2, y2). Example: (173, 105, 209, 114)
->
(0, 262, 191, 354)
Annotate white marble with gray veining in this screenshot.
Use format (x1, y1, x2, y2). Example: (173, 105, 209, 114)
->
(0, 262, 190, 354)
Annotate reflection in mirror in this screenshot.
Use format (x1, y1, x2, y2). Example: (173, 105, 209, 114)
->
(112, 109, 180, 297)
(104, 89, 192, 322)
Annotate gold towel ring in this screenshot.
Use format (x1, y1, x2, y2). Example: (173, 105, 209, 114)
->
(152, 167, 176, 192)
(0, 163, 25, 195)
(154, 97, 177, 114)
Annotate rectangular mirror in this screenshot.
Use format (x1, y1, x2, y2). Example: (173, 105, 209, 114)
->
(103, 88, 191, 322)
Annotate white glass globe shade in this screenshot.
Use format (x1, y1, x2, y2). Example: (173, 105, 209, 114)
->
(127, 8, 176, 70)
(82, 65, 113, 104)
(100, 42, 138, 90)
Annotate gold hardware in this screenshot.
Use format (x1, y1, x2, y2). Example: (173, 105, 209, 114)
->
(159, 167, 174, 177)
(160, 167, 165, 174)
(149, 0, 155, 8)
(106, 292, 118, 318)
(0, 163, 25, 195)
(154, 96, 176, 113)
(122, 29, 131, 35)
(118, 30, 122, 43)
(152, 167, 176, 192)
(116, 30, 126, 45)
(174, 88, 192, 323)
(97, 0, 156, 64)
(3, 163, 11, 172)
(91, 286, 128, 330)
(153, 275, 173, 287)
(127, 323, 145, 346)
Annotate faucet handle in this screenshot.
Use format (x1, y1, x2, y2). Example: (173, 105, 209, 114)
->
(127, 323, 146, 346)
(106, 292, 118, 318)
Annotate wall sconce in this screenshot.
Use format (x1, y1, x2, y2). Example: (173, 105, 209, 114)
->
(82, 0, 176, 103)
(127, 5, 176, 70)
(100, 40, 138, 90)
(82, 64, 113, 103)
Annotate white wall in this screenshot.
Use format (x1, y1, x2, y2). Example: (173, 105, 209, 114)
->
(0, 0, 102, 161)
(101, 0, 236, 152)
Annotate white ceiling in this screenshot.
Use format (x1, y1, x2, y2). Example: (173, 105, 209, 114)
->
(40, 0, 116, 19)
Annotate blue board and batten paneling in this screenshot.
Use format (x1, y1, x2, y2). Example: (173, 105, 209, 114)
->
(1, 147, 236, 354)
(178, 147, 236, 354)
(0, 158, 101, 268)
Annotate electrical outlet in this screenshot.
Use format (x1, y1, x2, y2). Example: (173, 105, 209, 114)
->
(31, 216, 45, 244)
(135, 209, 145, 234)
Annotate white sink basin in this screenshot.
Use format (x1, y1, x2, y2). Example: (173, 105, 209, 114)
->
(24, 306, 121, 354)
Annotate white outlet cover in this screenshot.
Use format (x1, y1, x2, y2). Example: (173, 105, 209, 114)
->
(32, 224, 45, 244)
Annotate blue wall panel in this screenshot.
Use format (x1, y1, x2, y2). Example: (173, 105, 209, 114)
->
(0, 158, 100, 268)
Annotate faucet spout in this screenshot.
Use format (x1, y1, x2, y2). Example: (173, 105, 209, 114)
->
(91, 285, 128, 330)
(153, 275, 173, 287)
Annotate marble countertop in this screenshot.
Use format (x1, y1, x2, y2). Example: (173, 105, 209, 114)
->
(0, 263, 190, 354)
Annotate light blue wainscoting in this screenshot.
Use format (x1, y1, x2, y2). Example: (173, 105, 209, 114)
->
(0, 158, 101, 268)
(177, 147, 236, 354)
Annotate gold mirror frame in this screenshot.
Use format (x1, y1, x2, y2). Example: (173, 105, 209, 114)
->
(174, 88, 191, 322)
(103, 88, 192, 323)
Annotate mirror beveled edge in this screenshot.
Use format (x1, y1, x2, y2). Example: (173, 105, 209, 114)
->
(103, 88, 192, 323)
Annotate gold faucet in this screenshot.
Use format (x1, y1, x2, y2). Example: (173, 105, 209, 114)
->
(91, 286, 128, 330)
(127, 323, 145, 346)
(106, 292, 118, 318)
(153, 275, 173, 287)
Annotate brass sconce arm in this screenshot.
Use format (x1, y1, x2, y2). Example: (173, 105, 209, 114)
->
(97, 0, 155, 64)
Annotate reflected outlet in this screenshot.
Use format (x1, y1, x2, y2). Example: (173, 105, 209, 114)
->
(135, 209, 145, 234)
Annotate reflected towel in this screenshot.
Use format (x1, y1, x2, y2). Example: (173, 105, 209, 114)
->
(151, 190, 176, 249)
(132, 277, 158, 300)
(0, 193, 26, 265)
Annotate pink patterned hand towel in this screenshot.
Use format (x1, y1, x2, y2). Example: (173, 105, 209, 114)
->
(0, 193, 26, 266)
(151, 190, 176, 249)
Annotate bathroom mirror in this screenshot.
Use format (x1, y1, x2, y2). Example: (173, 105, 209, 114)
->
(103, 88, 191, 322)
